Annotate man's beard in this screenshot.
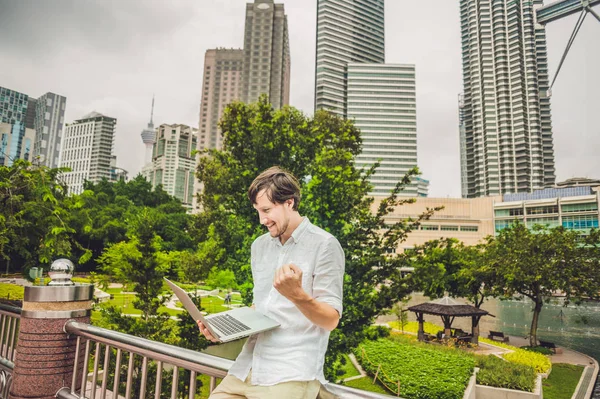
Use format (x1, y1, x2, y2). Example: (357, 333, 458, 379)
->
(271, 218, 289, 238)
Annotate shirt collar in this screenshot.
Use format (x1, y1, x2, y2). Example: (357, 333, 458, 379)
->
(272, 216, 310, 245)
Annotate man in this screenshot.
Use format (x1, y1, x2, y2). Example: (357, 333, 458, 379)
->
(198, 166, 345, 399)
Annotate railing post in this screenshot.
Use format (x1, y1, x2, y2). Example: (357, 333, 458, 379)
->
(9, 259, 94, 399)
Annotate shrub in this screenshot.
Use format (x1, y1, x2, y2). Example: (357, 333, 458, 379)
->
(355, 338, 474, 399)
(365, 325, 391, 340)
(480, 337, 552, 374)
(476, 355, 536, 392)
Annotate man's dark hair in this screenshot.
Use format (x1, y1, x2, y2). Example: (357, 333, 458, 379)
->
(248, 166, 301, 210)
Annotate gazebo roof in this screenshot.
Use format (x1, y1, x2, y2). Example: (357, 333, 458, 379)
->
(408, 297, 490, 317)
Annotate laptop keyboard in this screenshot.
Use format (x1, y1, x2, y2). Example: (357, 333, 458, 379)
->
(209, 314, 251, 336)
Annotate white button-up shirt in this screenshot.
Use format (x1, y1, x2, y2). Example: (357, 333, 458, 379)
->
(228, 217, 345, 386)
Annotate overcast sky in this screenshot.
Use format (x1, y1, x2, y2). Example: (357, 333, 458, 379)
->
(0, 0, 597, 197)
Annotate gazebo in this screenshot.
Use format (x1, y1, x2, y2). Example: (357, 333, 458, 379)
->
(408, 297, 492, 345)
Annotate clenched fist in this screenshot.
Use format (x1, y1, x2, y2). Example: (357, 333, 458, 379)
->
(273, 264, 305, 301)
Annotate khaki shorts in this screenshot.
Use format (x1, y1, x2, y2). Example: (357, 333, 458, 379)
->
(209, 371, 321, 399)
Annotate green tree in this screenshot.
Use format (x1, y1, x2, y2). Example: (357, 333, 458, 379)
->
(410, 238, 496, 308)
(193, 96, 433, 378)
(484, 223, 600, 346)
(0, 160, 74, 274)
(391, 297, 410, 333)
(98, 208, 171, 321)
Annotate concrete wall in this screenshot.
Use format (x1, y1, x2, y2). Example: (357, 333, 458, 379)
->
(475, 375, 542, 399)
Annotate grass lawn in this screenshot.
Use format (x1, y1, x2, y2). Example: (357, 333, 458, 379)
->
(337, 354, 360, 381)
(104, 293, 182, 316)
(343, 376, 391, 395)
(0, 283, 25, 301)
(543, 363, 585, 399)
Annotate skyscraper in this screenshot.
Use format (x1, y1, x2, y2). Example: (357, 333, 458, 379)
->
(143, 124, 198, 210)
(348, 63, 421, 196)
(60, 112, 116, 195)
(0, 86, 35, 166)
(33, 92, 67, 168)
(459, 0, 555, 198)
(241, 0, 290, 109)
(141, 97, 156, 164)
(198, 49, 244, 150)
(314, 0, 385, 118)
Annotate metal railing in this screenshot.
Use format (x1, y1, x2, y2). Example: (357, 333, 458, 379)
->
(0, 304, 21, 399)
(57, 321, 396, 399)
(0, 303, 394, 399)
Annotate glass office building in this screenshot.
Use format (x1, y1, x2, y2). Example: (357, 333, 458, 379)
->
(315, 0, 385, 118)
(459, 0, 555, 198)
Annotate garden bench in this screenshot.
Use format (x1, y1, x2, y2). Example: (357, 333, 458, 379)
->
(487, 330, 509, 343)
(539, 339, 558, 354)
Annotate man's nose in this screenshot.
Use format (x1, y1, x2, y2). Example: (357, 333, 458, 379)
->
(260, 217, 268, 225)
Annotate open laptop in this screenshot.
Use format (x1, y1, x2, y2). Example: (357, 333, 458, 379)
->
(164, 278, 280, 343)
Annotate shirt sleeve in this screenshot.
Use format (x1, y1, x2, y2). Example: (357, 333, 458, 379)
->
(312, 236, 345, 317)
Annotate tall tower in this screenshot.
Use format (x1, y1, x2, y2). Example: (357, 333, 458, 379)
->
(198, 49, 244, 150)
(241, 0, 290, 109)
(349, 63, 420, 196)
(314, 0, 385, 118)
(60, 112, 116, 195)
(141, 97, 156, 164)
(459, 0, 555, 198)
(33, 92, 67, 168)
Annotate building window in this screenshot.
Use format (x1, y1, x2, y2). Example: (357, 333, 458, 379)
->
(461, 226, 479, 232)
(440, 225, 459, 231)
(421, 225, 439, 231)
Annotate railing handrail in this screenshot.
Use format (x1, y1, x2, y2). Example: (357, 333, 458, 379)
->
(63, 321, 398, 398)
(0, 303, 22, 316)
(64, 320, 232, 378)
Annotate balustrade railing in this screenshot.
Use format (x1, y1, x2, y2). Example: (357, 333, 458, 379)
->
(0, 304, 20, 399)
(0, 303, 393, 399)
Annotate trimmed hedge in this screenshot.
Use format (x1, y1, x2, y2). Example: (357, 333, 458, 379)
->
(480, 337, 552, 373)
(476, 355, 536, 392)
(355, 337, 475, 399)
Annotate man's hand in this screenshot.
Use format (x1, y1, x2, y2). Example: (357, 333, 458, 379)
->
(273, 264, 307, 301)
(197, 320, 220, 343)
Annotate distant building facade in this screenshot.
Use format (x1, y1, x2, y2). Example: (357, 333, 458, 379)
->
(0, 87, 66, 167)
(314, 0, 385, 118)
(349, 63, 419, 196)
(241, 0, 290, 109)
(376, 196, 499, 253)
(33, 93, 67, 168)
(198, 49, 244, 150)
(494, 187, 599, 234)
(60, 112, 116, 195)
(459, 0, 555, 197)
(0, 122, 35, 166)
(0, 87, 35, 166)
(143, 124, 197, 209)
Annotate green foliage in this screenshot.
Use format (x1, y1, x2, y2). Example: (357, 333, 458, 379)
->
(0, 160, 74, 272)
(389, 320, 443, 335)
(476, 354, 536, 392)
(99, 208, 172, 320)
(479, 337, 552, 373)
(0, 283, 24, 300)
(192, 95, 431, 379)
(542, 363, 585, 399)
(390, 297, 410, 333)
(355, 337, 475, 399)
(205, 267, 238, 290)
(409, 239, 495, 308)
(483, 223, 600, 346)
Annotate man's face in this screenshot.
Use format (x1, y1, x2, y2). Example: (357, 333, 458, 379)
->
(253, 189, 293, 239)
